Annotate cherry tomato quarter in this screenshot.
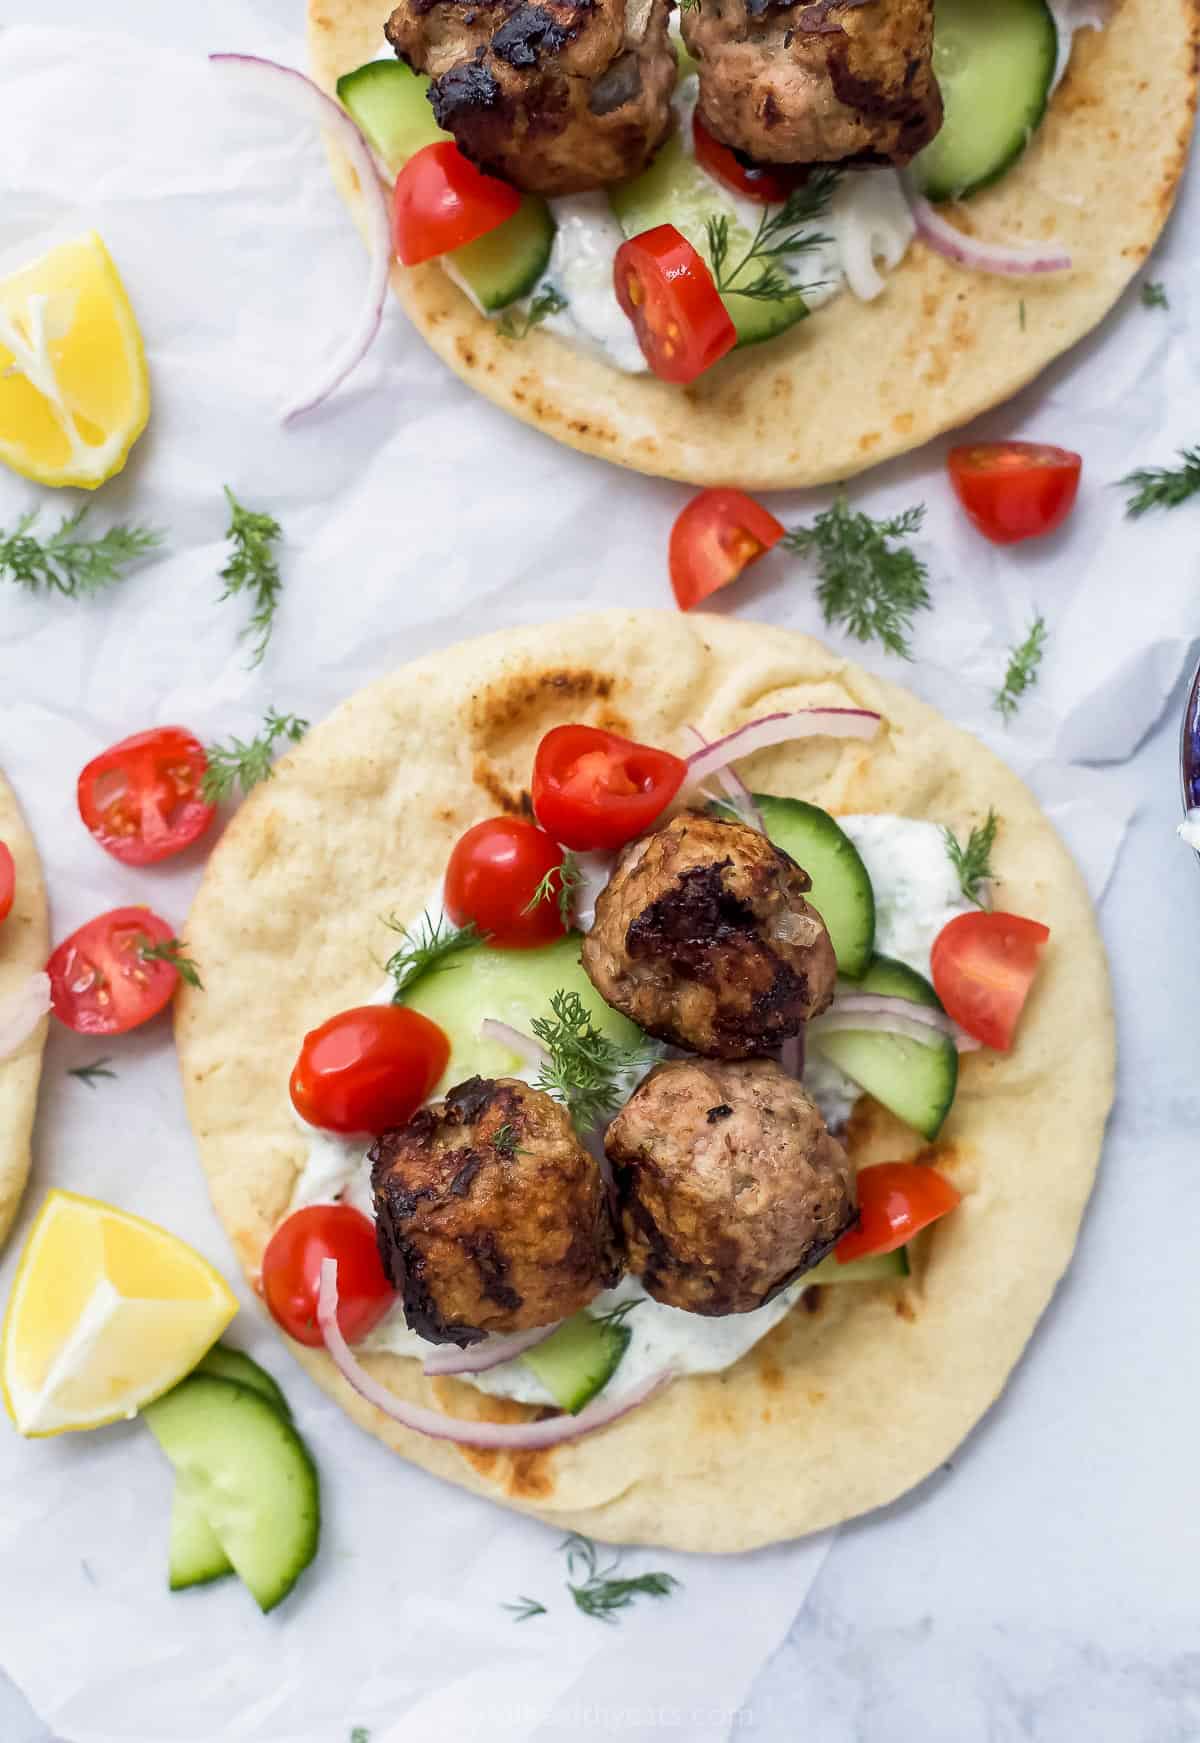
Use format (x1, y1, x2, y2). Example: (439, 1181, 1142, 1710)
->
(77, 727, 215, 866)
(692, 111, 807, 204)
(290, 1004, 450, 1135)
(261, 1203, 395, 1347)
(836, 1162, 962, 1263)
(614, 225, 737, 384)
(0, 843, 13, 925)
(531, 724, 687, 852)
(947, 442, 1082, 545)
(931, 910, 1050, 1052)
(669, 488, 786, 610)
(444, 817, 571, 947)
(392, 142, 521, 267)
(47, 907, 181, 1035)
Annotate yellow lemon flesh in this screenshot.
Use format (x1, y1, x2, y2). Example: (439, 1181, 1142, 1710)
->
(0, 233, 150, 489)
(1, 1190, 237, 1437)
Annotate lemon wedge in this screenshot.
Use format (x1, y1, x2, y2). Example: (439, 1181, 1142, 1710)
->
(0, 233, 150, 489)
(1, 1191, 237, 1437)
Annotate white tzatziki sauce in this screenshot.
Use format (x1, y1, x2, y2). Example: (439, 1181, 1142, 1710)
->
(287, 814, 972, 1396)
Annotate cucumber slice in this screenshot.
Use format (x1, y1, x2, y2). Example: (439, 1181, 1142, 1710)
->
(338, 57, 555, 313)
(144, 1375, 320, 1613)
(804, 1246, 910, 1284)
(196, 1344, 291, 1418)
(744, 795, 876, 980)
(523, 1312, 631, 1413)
(912, 0, 1058, 202)
(810, 955, 958, 1141)
(609, 132, 809, 349)
(400, 932, 644, 1094)
(168, 1484, 233, 1591)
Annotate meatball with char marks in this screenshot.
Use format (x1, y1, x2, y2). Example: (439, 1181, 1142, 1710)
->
(581, 811, 837, 1059)
(371, 1076, 620, 1346)
(606, 1057, 855, 1314)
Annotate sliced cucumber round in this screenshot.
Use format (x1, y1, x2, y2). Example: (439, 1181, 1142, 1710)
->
(913, 0, 1058, 202)
(144, 1375, 319, 1613)
(810, 955, 958, 1141)
(804, 1246, 910, 1285)
(522, 1311, 631, 1413)
(196, 1344, 290, 1418)
(168, 1486, 233, 1592)
(337, 59, 448, 167)
(750, 795, 876, 980)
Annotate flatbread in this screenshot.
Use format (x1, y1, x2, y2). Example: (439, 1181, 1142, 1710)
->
(177, 612, 1114, 1549)
(309, 0, 1197, 488)
(0, 770, 49, 1248)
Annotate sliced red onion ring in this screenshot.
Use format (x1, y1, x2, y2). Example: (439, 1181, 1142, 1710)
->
(319, 1260, 673, 1447)
(423, 1322, 559, 1377)
(571, 850, 617, 933)
(779, 1033, 805, 1079)
(478, 1019, 549, 1071)
(903, 180, 1072, 277)
(681, 710, 881, 802)
(686, 726, 765, 831)
(0, 973, 50, 1061)
(210, 54, 393, 422)
(831, 992, 982, 1053)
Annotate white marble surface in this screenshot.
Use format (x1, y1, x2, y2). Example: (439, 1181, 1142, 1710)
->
(1, 0, 1199, 1737)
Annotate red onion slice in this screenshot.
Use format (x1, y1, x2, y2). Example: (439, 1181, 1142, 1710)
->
(478, 1019, 549, 1071)
(210, 54, 393, 422)
(779, 1033, 805, 1079)
(422, 1323, 560, 1377)
(682, 710, 881, 802)
(903, 180, 1072, 277)
(831, 991, 981, 1053)
(319, 1260, 673, 1447)
(686, 727, 765, 831)
(0, 973, 50, 1061)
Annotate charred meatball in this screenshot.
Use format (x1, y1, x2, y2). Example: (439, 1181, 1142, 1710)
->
(370, 1076, 620, 1346)
(682, 0, 942, 168)
(581, 811, 837, 1059)
(606, 1057, 855, 1313)
(385, 0, 676, 196)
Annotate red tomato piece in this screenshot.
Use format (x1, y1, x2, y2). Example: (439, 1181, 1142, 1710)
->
(931, 910, 1050, 1052)
(669, 488, 786, 610)
(46, 907, 181, 1036)
(392, 142, 521, 267)
(532, 724, 687, 852)
(0, 843, 13, 926)
(443, 817, 569, 948)
(947, 442, 1082, 545)
(614, 225, 737, 384)
(692, 111, 806, 204)
(261, 1204, 395, 1348)
(77, 726, 215, 866)
(290, 1004, 450, 1136)
(837, 1162, 962, 1263)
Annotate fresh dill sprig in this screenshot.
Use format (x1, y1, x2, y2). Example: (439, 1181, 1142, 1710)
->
(943, 809, 999, 909)
(595, 1298, 641, 1330)
(523, 850, 581, 928)
(560, 1534, 679, 1624)
(0, 508, 162, 598)
(350, 1730, 371, 1743)
(1141, 280, 1169, 310)
(677, 0, 699, 11)
(994, 615, 1047, 721)
(220, 487, 284, 667)
(497, 286, 568, 340)
(783, 495, 930, 658)
(501, 1595, 548, 1622)
(1121, 446, 1200, 517)
(492, 1121, 531, 1160)
(137, 937, 203, 989)
(705, 171, 837, 305)
(531, 989, 653, 1131)
(201, 708, 309, 804)
(68, 1058, 117, 1088)
(386, 913, 481, 1002)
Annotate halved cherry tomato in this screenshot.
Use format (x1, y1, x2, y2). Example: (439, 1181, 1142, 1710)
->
(614, 225, 737, 384)
(532, 724, 687, 852)
(947, 442, 1082, 545)
(261, 1204, 395, 1347)
(836, 1162, 962, 1263)
(0, 843, 13, 925)
(392, 142, 521, 267)
(931, 910, 1050, 1052)
(692, 112, 806, 204)
(290, 1005, 450, 1135)
(670, 488, 786, 610)
(444, 817, 570, 948)
(77, 727, 215, 866)
(46, 907, 181, 1035)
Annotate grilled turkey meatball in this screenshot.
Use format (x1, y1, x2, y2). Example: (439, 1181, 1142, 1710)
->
(606, 1057, 855, 1313)
(581, 810, 837, 1058)
(370, 1076, 620, 1346)
(385, 0, 676, 196)
(682, 0, 941, 168)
